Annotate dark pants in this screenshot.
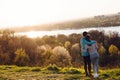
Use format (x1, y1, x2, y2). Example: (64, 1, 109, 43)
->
(83, 55, 91, 76)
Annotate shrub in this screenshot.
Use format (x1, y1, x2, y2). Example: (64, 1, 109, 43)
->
(53, 46, 72, 67)
(15, 67, 30, 72)
(31, 67, 41, 72)
(61, 67, 81, 74)
(46, 64, 60, 72)
(109, 44, 119, 55)
(14, 48, 30, 66)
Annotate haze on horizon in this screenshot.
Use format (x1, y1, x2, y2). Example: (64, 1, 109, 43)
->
(0, 0, 120, 29)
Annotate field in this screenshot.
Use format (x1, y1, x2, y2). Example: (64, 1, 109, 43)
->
(0, 65, 120, 80)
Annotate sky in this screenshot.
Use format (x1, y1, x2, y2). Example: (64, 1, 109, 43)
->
(0, 0, 120, 29)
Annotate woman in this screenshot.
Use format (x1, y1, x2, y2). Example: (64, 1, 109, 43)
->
(85, 35, 99, 78)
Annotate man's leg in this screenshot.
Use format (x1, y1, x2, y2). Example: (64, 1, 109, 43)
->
(87, 56, 92, 76)
(83, 56, 89, 76)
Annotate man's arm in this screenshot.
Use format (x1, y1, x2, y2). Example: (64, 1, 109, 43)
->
(84, 39, 96, 45)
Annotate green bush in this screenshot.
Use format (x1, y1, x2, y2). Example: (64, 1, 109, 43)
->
(64, 75, 81, 80)
(15, 67, 30, 72)
(46, 64, 60, 72)
(31, 67, 41, 72)
(61, 67, 81, 74)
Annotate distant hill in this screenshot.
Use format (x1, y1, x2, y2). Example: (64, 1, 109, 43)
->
(7, 12, 120, 32)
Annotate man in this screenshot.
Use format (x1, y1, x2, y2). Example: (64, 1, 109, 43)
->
(80, 31, 96, 77)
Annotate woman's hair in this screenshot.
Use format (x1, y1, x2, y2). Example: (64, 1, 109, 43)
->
(86, 35, 91, 46)
(85, 35, 90, 42)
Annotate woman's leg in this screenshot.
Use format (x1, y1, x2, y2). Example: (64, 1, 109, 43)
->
(91, 57, 96, 74)
(95, 58, 99, 74)
(93, 57, 99, 78)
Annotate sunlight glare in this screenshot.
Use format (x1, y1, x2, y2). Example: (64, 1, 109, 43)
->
(0, 0, 120, 28)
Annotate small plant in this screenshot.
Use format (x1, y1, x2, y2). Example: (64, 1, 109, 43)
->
(61, 67, 81, 74)
(64, 75, 81, 80)
(15, 67, 30, 72)
(0, 76, 8, 80)
(68, 68, 81, 74)
(31, 67, 41, 72)
(46, 64, 60, 72)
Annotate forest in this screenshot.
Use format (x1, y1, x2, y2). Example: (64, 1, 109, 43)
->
(0, 29, 120, 68)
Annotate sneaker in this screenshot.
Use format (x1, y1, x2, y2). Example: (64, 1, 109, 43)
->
(94, 73, 98, 78)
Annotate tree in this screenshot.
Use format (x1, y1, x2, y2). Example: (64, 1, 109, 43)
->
(68, 33, 81, 44)
(0, 53, 10, 65)
(98, 44, 108, 67)
(14, 48, 30, 66)
(108, 44, 119, 67)
(53, 46, 72, 67)
(42, 49, 56, 66)
(19, 36, 37, 65)
(89, 30, 105, 43)
(98, 45, 106, 54)
(70, 43, 81, 67)
(118, 51, 120, 55)
(57, 34, 68, 45)
(34, 45, 52, 66)
(109, 44, 119, 55)
(64, 41, 71, 50)
(109, 32, 120, 49)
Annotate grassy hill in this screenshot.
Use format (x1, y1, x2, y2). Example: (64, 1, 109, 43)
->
(7, 12, 120, 32)
(0, 65, 120, 80)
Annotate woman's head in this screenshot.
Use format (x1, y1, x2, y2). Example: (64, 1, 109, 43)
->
(85, 35, 90, 41)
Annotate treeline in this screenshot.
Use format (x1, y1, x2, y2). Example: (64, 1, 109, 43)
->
(0, 29, 120, 68)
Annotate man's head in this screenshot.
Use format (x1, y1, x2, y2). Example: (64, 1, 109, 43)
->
(82, 31, 88, 37)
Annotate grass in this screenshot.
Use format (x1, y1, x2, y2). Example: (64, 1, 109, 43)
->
(0, 65, 120, 80)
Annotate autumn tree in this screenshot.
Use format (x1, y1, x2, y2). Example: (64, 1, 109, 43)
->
(109, 44, 119, 55)
(57, 34, 68, 46)
(42, 35, 58, 48)
(35, 45, 52, 66)
(64, 41, 71, 50)
(109, 32, 120, 49)
(53, 46, 72, 67)
(14, 48, 30, 66)
(107, 44, 120, 67)
(98, 45, 106, 54)
(70, 43, 81, 67)
(0, 52, 10, 65)
(42, 49, 56, 66)
(68, 33, 81, 44)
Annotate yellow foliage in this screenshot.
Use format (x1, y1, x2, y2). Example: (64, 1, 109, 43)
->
(98, 45, 106, 54)
(108, 44, 119, 55)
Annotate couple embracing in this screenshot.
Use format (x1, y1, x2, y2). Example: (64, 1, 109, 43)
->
(80, 31, 99, 78)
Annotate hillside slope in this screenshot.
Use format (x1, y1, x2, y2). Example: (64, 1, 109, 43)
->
(6, 13, 120, 32)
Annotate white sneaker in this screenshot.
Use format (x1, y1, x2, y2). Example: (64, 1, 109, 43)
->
(94, 73, 98, 78)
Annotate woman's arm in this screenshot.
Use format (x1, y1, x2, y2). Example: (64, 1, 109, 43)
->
(84, 45, 89, 52)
